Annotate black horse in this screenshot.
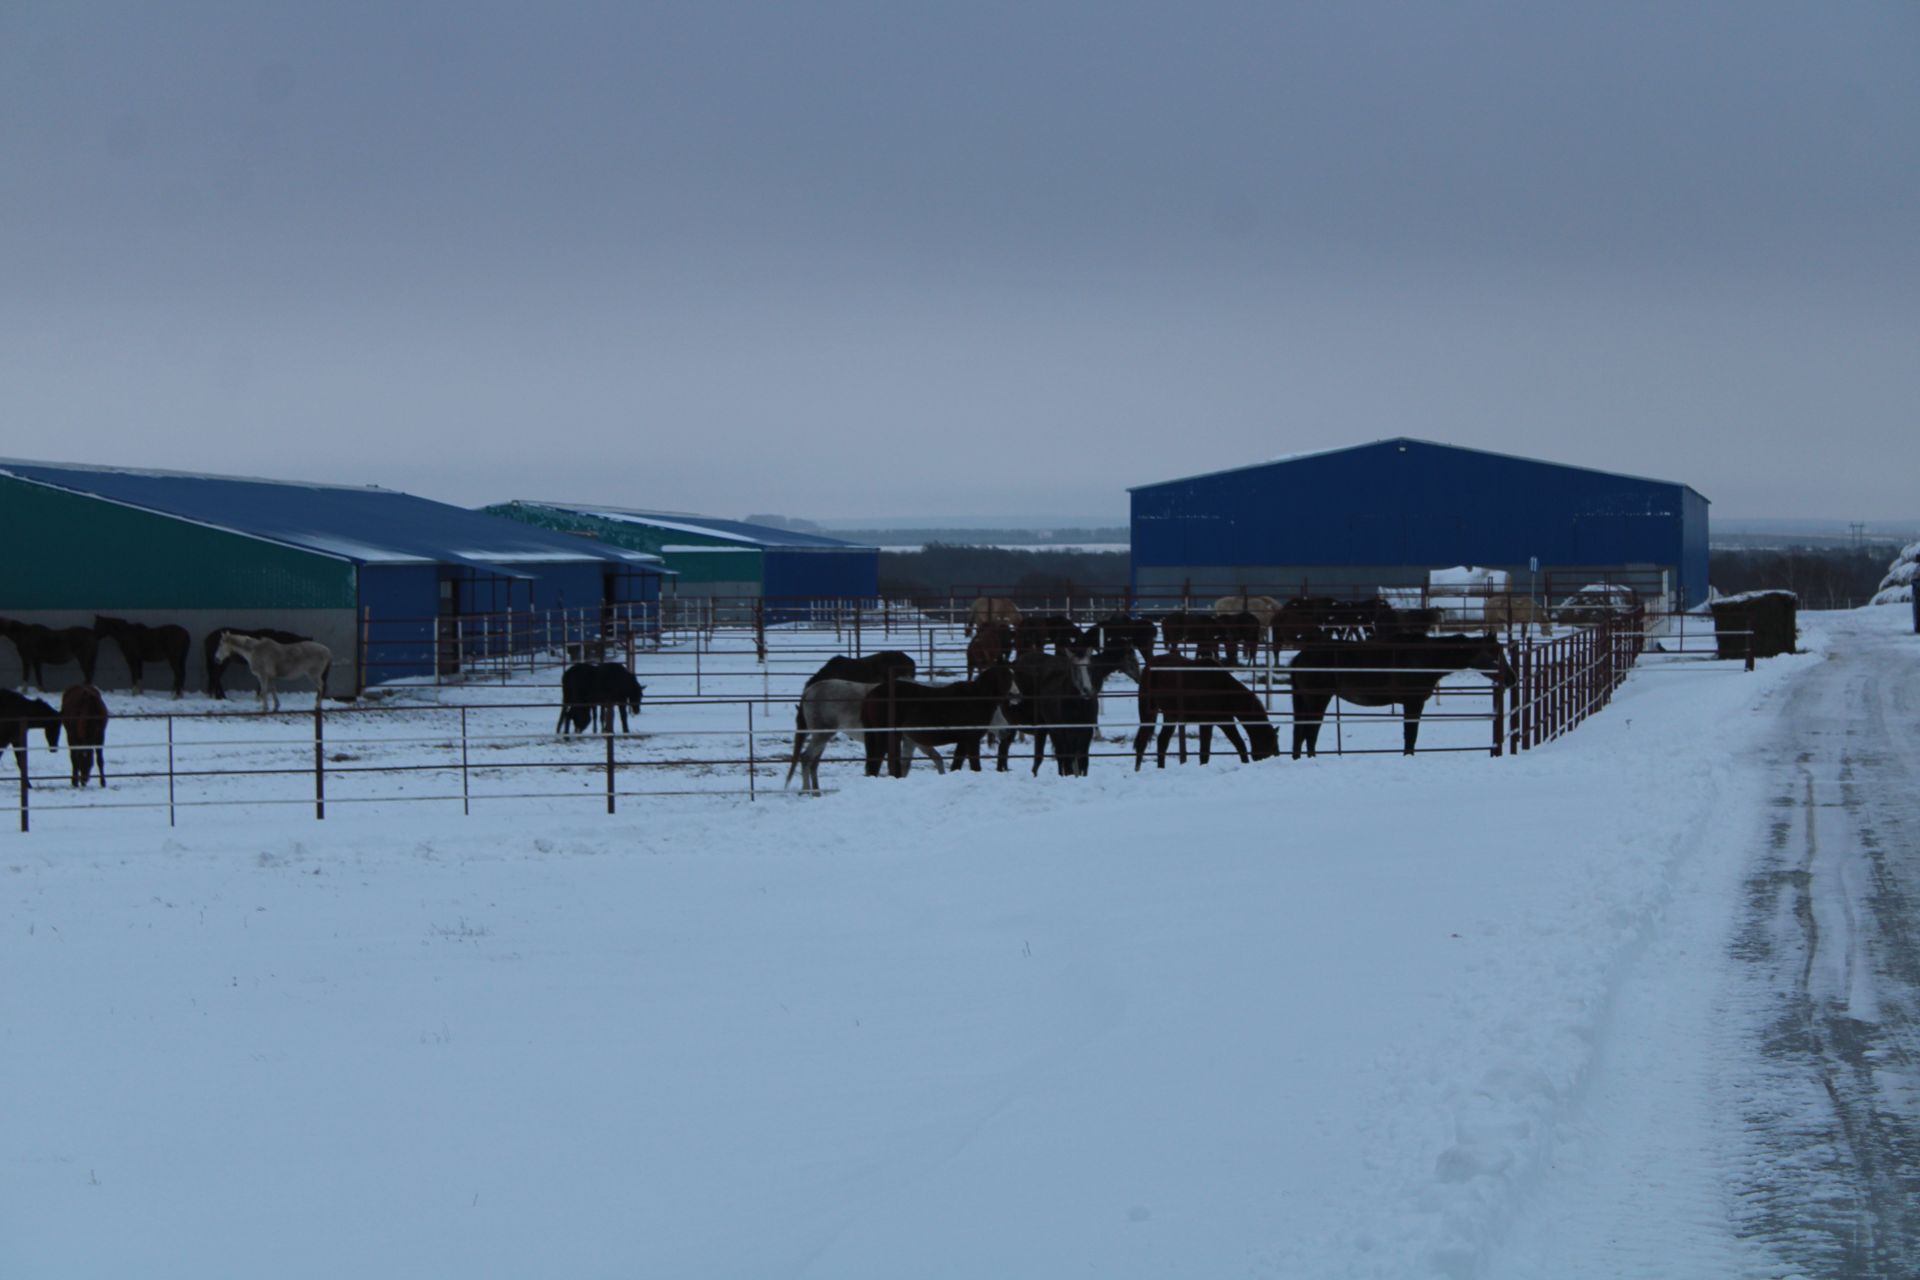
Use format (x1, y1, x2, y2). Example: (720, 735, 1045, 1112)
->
(1, 619, 99, 689)
(1288, 633, 1514, 757)
(1026, 641, 1142, 776)
(1092, 613, 1156, 664)
(558, 662, 646, 734)
(1, 688, 63, 782)
(205, 626, 312, 699)
(94, 615, 191, 697)
(1132, 654, 1279, 768)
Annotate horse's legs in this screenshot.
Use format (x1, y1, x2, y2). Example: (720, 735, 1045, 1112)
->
(1199, 723, 1214, 765)
(1219, 722, 1250, 763)
(1291, 693, 1326, 758)
(128, 655, 143, 697)
(1402, 700, 1425, 754)
(1132, 722, 1154, 770)
(1156, 723, 1176, 768)
(1177, 724, 1189, 764)
(1031, 728, 1047, 776)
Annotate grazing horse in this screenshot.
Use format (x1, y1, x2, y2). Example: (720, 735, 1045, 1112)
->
(213, 632, 333, 711)
(1, 619, 100, 689)
(93, 615, 191, 697)
(966, 623, 1013, 678)
(965, 597, 1022, 637)
(861, 664, 1022, 777)
(785, 677, 881, 793)
(1, 688, 62, 782)
(557, 663, 645, 734)
(1133, 655, 1279, 768)
(1289, 633, 1515, 757)
(205, 626, 311, 699)
(60, 685, 108, 788)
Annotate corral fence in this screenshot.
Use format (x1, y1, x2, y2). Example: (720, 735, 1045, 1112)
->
(6, 599, 1720, 834)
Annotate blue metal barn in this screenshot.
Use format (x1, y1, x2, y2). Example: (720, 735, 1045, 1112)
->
(1130, 438, 1709, 609)
(0, 460, 669, 692)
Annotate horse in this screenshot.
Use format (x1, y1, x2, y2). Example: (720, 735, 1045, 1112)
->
(1092, 613, 1156, 664)
(212, 632, 333, 712)
(1214, 594, 1282, 629)
(861, 664, 1022, 778)
(785, 677, 881, 793)
(1214, 610, 1264, 666)
(1023, 641, 1143, 777)
(1157, 610, 1220, 658)
(0, 688, 62, 782)
(1013, 614, 1082, 657)
(557, 662, 645, 734)
(93, 615, 191, 697)
(803, 652, 917, 688)
(1132, 655, 1279, 768)
(992, 644, 1096, 772)
(60, 685, 108, 787)
(965, 597, 1022, 637)
(1288, 633, 1514, 757)
(2, 619, 100, 689)
(205, 626, 311, 699)
(965, 624, 1013, 678)
(1271, 596, 1342, 647)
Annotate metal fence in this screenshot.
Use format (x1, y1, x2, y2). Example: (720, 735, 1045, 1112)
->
(5, 598, 1739, 834)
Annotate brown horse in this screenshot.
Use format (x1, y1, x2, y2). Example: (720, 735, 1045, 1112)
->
(1132, 655, 1278, 768)
(1289, 633, 1514, 757)
(2, 619, 100, 689)
(966, 623, 1013, 677)
(60, 685, 108, 787)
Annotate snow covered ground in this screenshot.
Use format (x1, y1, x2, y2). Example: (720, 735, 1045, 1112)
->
(3, 609, 1911, 1277)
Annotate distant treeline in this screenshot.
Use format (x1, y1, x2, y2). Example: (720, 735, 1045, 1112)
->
(880, 543, 1129, 598)
(847, 527, 1128, 547)
(1709, 544, 1900, 608)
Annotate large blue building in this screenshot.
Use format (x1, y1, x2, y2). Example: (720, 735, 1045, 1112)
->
(1130, 439, 1709, 609)
(0, 459, 669, 692)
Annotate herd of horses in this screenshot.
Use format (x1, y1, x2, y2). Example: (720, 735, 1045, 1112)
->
(1, 620, 336, 792)
(780, 594, 1514, 792)
(4, 594, 1515, 800)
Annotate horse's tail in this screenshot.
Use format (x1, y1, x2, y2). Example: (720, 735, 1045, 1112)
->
(783, 701, 804, 788)
(319, 659, 332, 701)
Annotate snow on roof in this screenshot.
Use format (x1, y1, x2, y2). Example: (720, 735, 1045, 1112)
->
(512, 501, 877, 551)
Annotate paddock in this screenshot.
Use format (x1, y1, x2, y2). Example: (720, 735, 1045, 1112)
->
(2, 593, 1743, 834)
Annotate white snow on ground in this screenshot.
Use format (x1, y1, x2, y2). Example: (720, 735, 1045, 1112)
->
(0, 615, 1867, 1276)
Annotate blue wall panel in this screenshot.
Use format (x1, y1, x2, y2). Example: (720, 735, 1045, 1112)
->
(357, 564, 440, 684)
(1131, 440, 1709, 606)
(763, 550, 879, 607)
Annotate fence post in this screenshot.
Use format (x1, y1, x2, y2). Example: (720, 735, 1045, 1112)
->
(167, 714, 177, 827)
(1491, 675, 1504, 757)
(16, 742, 25, 833)
(605, 717, 616, 815)
(314, 701, 325, 821)
(747, 703, 757, 801)
(460, 706, 470, 817)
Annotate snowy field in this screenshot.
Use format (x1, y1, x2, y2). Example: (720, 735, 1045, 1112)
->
(2, 610, 1902, 1276)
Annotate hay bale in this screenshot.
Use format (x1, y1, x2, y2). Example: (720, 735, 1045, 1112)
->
(1708, 590, 1798, 659)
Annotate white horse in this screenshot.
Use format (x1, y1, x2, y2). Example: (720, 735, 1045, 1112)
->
(213, 633, 332, 712)
(1213, 594, 1282, 629)
(965, 597, 1022, 636)
(785, 678, 877, 793)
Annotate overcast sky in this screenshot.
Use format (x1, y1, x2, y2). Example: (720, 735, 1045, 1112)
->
(3, 2, 1915, 523)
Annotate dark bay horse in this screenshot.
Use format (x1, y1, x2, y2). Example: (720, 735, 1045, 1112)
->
(2, 619, 100, 689)
(94, 615, 191, 697)
(1288, 634, 1514, 757)
(1, 688, 62, 782)
(1133, 655, 1279, 768)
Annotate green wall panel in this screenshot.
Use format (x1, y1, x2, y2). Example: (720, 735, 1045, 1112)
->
(0, 477, 357, 609)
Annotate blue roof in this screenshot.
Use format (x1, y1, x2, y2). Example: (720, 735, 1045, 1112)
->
(521, 502, 879, 551)
(0, 459, 667, 574)
(1131, 437, 1709, 503)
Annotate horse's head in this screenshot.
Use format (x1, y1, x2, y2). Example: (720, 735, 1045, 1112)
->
(30, 698, 61, 750)
(1475, 636, 1516, 686)
(213, 633, 236, 662)
(1246, 720, 1281, 761)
